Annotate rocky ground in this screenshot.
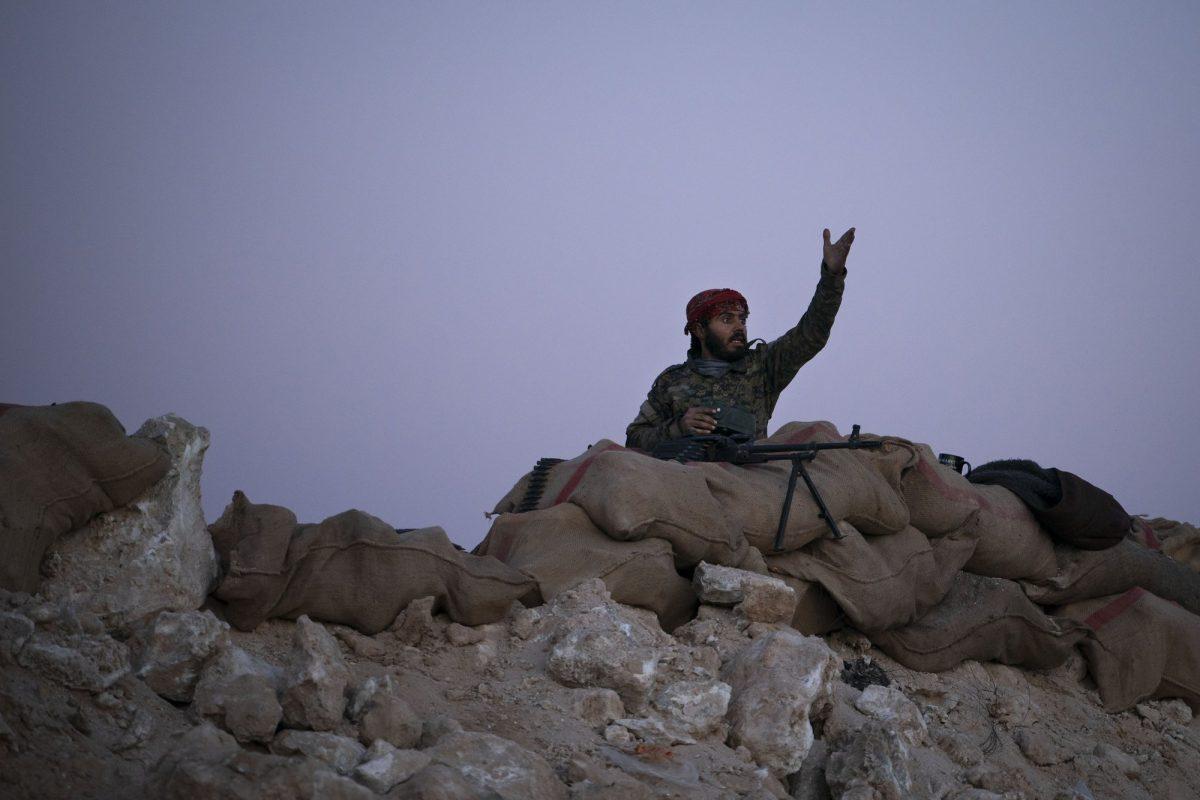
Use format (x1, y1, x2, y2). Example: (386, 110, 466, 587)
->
(1, 416, 1198, 799)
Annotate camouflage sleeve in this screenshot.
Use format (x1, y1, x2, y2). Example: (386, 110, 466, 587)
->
(763, 263, 846, 393)
(624, 375, 685, 450)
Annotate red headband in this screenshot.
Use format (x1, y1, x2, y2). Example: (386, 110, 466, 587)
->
(685, 288, 747, 335)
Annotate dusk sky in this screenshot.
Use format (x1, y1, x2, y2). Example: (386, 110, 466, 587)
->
(4, 2, 1197, 548)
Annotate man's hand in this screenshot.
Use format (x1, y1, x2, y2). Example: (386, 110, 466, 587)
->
(681, 406, 720, 435)
(822, 227, 855, 274)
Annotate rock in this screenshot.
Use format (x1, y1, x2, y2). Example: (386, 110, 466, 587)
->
(192, 645, 283, 744)
(132, 610, 229, 702)
(446, 622, 485, 646)
(986, 687, 1035, 727)
(393, 763, 500, 799)
(421, 731, 568, 799)
(721, 629, 839, 776)
(419, 715, 464, 748)
(40, 415, 220, 634)
(1094, 742, 1141, 778)
(349, 675, 422, 748)
(604, 724, 633, 746)
(545, 582, 671, 712)
(354, 747, 431, 793)
(282, 616, 350, 731)
(333, 626, 386, 659)
(1013, 727, 1071, 766)
(650, 680, 730, 740)
(270, 730, 366, 775)
(825, 719, 915, 800)
(935, 728, 983, 767)
(390, 596, 439, 646)
(692, 562, 797, 624)
(788, 738, 830, 800)
(853, 684, 928, 747)
(0, 610, 34, 659)
(569, 688, 626, 729)
(17, 629, 130, 692)
(152, 722, 374, 799)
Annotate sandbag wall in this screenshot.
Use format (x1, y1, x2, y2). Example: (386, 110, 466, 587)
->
(483, 421, 1200, 711)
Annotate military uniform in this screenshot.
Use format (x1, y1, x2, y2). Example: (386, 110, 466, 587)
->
(625, 265, 846, 450)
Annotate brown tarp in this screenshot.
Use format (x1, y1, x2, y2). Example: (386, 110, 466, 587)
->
(210, 492, 536, 634)
(1058, 588, 1200, 712)
(0, 402, 170, 592)
(475, 503, 696, 631)
(869, 571, 1087, 673)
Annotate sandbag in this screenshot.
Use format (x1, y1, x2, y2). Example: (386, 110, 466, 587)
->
(1137, 517, 1200, 573)
(210, 492, 536, 634)
(568, 449, 750, 569)
(475, 504, 696, 630)
(1057, 588, 1200, 712)
(1020, 538, 1200, 615)
(704, 421, 910, 554)
(765, 524, 974, 633)
(962, 483, 1057, 580)
(869, 572, 1087, 673)
(0, 402, 171, 592)
(491, 440, 624, 514)
(898, 443, 981, 538)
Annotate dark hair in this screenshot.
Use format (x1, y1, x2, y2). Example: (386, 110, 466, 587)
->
(687, 322, 705, 359)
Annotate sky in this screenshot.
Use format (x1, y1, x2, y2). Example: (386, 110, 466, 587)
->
(3, 2, 1197, 548)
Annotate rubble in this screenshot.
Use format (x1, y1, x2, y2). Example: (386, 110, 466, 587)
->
(269, 729, 366, 774)
(131, 609, 229, 701)
(281, 615, 350, 731)
(420, 731, 568, 799)
(191, 644, 283, 743)
(39, 415, 219, 633)
(349, 674, 422, 748)
(692, 562, 797, 623)
(353, 743, 431, 793)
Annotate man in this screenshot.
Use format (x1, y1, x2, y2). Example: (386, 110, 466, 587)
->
(625, 227, 855, 450)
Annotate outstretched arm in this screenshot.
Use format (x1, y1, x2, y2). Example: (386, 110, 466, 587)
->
(763, 227, 854, 393)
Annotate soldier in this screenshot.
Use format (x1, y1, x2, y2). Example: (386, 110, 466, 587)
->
(625, 227, 855, 450)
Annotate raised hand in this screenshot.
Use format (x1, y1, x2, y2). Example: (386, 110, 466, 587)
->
(822, 227, 855, 274)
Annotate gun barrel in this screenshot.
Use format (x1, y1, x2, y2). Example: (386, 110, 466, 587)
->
(747, 440, 883, 455)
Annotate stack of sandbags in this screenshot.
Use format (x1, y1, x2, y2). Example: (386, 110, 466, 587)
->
(765, 524, 975, 633)
(0, 402, 171, 592)
(210, 491, 537, 634)
(474, 503, 696, 630)
(869, 571, 1088, 672)
(1057, 588, 1200, 712)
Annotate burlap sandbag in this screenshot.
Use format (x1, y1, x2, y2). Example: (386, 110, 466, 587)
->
(475, 504, 696, 630)
(211, 492, 536, 634)
(870, 572, 1088, 672)
(899, 443, 981, 538)
(1020, 538, 1200, 615)
(491, 440, 624, 514)
(765, 524, 974, 633)
(568, 449, 750, 569)
(704, 421, 910, 554)
(0, 402, 171, 592)
(1057, 588, 1200, 712)
(1138, 517, 1200, 573)
(962, 483, 1057, 580)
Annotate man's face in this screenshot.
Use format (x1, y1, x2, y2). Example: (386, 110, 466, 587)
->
(697, 308, 749, 362)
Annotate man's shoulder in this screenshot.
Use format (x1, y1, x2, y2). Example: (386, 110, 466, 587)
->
(652, 362, 692, 384)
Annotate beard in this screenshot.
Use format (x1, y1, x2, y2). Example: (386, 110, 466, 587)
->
(703, 327, 749, 362)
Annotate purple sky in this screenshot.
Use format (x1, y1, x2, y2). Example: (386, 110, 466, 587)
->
(4, 3, 1198, 547)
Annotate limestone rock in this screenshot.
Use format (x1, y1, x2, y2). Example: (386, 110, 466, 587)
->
(152, 722, 374, 799)
(1013, 727, 1072, 766)
(1094, 742, 1141, 778)
(650, 679, 731, 740)
(355, 747, 431, 793)
(0, 610, 35, 659)
(446, 622, 485, 646)
(132, 609, 230, 702)
(419, 714, 464, 748)
(692, 562, 797, 623)
(721, 629, 839, 775)
(545, 581, 671, 712)
(270, 729, 366, 775)
(569, 688, 626, 729)
(192, 645, 283, 744)
(349, 674, 422, 748)
(17, 628, 130, 692)
(333, 626, 386, 659)
(390, 596, 439, 646)
(282, 616, 350, 731)
(420, 731, 568, 800)
(40, 415, 220, 633)
(825, 719, 915, 800)
(853, 684, 928, 747)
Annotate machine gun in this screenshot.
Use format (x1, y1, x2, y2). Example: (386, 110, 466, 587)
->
(651, 420, 883, 551)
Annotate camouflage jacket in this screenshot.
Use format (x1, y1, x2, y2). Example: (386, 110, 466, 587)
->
(625, 265, 846, 450)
